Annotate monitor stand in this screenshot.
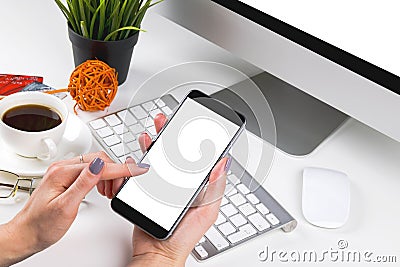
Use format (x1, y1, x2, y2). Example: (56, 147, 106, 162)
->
(211, 71, 349, 156)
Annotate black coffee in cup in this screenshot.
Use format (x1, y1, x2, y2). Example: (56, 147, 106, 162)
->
(2, 104, 62, 132)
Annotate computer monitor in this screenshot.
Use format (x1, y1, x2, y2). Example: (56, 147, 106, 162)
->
(153, 0, 400, 154)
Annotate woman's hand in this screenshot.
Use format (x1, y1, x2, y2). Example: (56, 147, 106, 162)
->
(126, 114, 230, 266)
(0, 152, 148, 267)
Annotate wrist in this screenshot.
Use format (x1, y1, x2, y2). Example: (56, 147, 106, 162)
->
(128, 252, 185, 267)
(0, 216, 39, 266)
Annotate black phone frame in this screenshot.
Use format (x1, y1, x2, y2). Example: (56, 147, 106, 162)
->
(111, 90, 246, 239)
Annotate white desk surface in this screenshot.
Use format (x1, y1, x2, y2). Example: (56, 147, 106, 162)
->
(1, 1, 400, 266)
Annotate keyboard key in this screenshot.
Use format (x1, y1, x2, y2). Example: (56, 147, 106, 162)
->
(224, 184, 235, 196)
(220, 204, 238, 217)
(117, 110, 137, 126)
(227, 224, 257, 244)
(215, 212, 226, 225)
(104, 114, 121, 127)
(238, 203, 256, 216)
(218, 222, 236, 236)
(127, 141, 140, 152)
(266, 213, 280, 226)
(142, 101, 156, 111)
(228, 174, 240, 185)
(161, 106, 173, 115)
(237, 183, 250, 195)
(130, 105, 147, 119)
(128, 153, 139, 161)
(103, 135, 120, 146)
(229, 193, 246, 207)
(117, 110, 127, 117)
(118, 156, 128, 163)
(205, 226, 229, 251)
(248, 213, 270, 231)
(220, 197, 229, 206)
(156, 98, 166, 107)
(90, 119, 106, 130)
(140, 118, 154, 128)
(255, 203, 270, 215)
(129, 123, 145, 134)
(134, 150, 142, 160)
(147, 125, 157, 136)
(246, 193, 260, 205)
(199, 236, 206, 243)
(113, 124, 128, 135)
(226, 188, 238, 197)
(110, 143, 129, 157)
(96, 126, 113, 138)
(229, 213, 247, 228)
(194, 245, 208, 259)
(120, 132, 135, 143)
(149, 108, 162, 119)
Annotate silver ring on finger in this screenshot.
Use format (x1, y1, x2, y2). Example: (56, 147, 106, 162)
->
(79, 154, 84, 164)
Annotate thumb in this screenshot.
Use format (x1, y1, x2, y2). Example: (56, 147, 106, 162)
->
(62, 158, 105, 207)
(125, 156, 150, 177)
(198, 157, 230, 206)
(209, 157, 229, 183)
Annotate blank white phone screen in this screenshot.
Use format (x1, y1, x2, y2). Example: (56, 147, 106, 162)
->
(116, 98, 240, 231)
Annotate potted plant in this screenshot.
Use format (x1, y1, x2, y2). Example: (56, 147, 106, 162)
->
(55, 0, 162, 85)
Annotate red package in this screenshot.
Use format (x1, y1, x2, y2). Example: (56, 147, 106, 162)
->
(0, 74, 43, 96)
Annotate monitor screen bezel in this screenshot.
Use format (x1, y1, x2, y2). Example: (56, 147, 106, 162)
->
(212, 0, 400, 95)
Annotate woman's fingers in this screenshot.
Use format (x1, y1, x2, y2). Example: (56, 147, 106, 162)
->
(104, 180, 113, 199)
(138, 133, 152, 153)
(191, 158, 229, 207)
(100, 160, 149, 180)
(97, 160, 149, 199)
(138, 113, 168, 153)
(154, 113, 168, 133)
(49, 151, 114, 167)
(47, 113, 165, 200)
(97, 157, 147, 198)
(97, 181, 105, 196)
(61, 158, 105, 207)
(98, 178, 122, 198)
(200, 171, 227, 207)
(112, 178, 125, 197)
(124, 156, 150, 179)
(209, 157, 229, 183)
(63, 113, 166, 199)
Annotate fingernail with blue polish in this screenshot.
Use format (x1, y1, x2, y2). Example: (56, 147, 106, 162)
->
(89, 157, 105, 175)
(225, 157, 232, 172)
(137, 162, 150, 169)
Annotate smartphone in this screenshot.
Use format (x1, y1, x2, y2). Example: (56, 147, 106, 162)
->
(111, 90, 246, 239)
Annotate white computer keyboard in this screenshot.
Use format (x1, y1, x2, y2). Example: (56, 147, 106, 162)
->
(88, 95, 297, 261)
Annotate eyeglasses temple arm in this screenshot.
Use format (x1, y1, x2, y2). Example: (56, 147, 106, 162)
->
(0, 182, 33, 192)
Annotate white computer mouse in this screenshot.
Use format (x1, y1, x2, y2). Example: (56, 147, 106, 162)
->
(302, 167, 350, 228)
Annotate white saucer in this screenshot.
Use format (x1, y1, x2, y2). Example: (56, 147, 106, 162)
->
(0, 113, 92, 177)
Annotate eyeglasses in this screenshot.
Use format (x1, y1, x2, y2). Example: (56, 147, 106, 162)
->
(0, 170, 41, 199)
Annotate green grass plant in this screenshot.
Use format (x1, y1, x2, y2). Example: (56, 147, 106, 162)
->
(55, 0, 163, 41)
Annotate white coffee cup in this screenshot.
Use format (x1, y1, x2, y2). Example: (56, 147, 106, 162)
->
(0, 92, 69, 160)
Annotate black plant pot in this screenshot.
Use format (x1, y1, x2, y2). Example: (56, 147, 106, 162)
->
(68, 27, 139, 85)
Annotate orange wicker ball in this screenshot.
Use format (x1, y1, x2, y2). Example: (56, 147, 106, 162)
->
(68, 60, 118, 113)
